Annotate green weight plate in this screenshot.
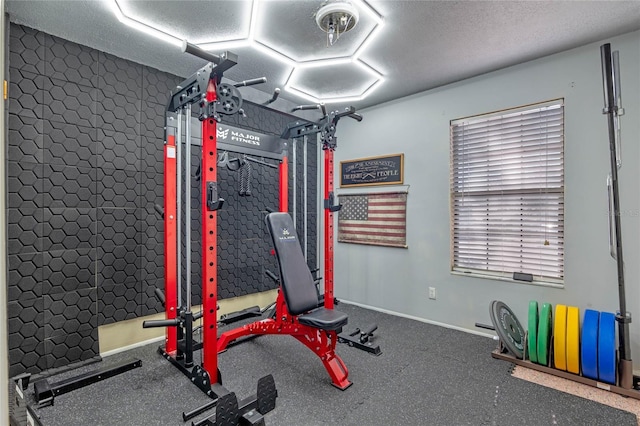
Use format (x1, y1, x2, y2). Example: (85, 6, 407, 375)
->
(537, 303, 553, 366)
(528, 301, 539, 363)
(490, 300, 525, 359)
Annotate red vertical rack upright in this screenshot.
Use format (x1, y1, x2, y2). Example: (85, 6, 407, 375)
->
(201, 79, 219, 377)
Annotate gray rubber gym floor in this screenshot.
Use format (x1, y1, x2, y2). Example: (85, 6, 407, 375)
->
(24, 303, 637, 425)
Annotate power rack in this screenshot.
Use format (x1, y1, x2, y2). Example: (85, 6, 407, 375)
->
(142, 42, 278, 425)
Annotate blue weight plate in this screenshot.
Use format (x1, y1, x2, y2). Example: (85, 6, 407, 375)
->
(598, 312, 616, 384)
(581, 309, 599, 380)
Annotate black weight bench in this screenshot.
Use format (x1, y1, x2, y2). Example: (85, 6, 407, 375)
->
(218, 212, 352, 389)
(266, 212, 348, 332)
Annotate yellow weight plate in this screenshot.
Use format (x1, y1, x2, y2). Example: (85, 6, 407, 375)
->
(566, 306, 580, 374)
(553, 305, 567, 371)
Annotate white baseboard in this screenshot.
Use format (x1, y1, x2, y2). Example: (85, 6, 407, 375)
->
(339, 299, 496, 339)
(100, 335, 165, 358)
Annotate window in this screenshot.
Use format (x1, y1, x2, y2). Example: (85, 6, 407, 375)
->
(450, 100, 564, 285)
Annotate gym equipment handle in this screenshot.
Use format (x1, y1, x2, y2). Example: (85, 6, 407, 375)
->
(182, 41, 221, 64)
(360, 324, 378, 337)
(234, 77, 267, 87)
(142, 318, 180, 328)
(291, 104, 321, 113)
(263, 88, 280, 106)
(154, 288, 166, 307)
(348, 113, 363, 122)
(265, 270, 279, 283)
(475, 323, 495, 331)
(154, 204, 164, 218)
(183, 398, 219, 421)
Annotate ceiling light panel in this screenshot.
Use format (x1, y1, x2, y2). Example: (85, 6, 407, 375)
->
(108, 0, 386, 103)
(117, 0, 252, 44)
(287, 62, 377, 100)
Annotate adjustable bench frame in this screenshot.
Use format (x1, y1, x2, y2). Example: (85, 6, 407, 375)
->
(218, 109, 362, 391)
(217, 213, 352, 390)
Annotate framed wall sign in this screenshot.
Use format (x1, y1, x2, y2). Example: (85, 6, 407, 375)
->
(340, 153, 404, 188)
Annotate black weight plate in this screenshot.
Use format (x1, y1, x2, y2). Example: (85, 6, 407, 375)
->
(490, 300, 525, 359)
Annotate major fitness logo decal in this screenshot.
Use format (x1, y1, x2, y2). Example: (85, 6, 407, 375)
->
(279, 227, 296, 242)
(217, 125, 260, 146)
(217, 128, 229, 139)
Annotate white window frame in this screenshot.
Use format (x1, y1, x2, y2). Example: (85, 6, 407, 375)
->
(450, 99, 565, 287)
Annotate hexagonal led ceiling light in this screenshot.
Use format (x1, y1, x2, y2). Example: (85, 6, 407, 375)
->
(107, 0, 385, 104)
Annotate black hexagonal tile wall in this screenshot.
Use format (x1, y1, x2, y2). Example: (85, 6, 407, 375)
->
(96, 167, 140, 208)
(142, 66, 182, 105)
(140, 100, 165, 140)
(8, 114, 43, 164)
(7, 295, 46, 376)
(9, 24, 45, 75)
(97, 243, 141, 290)
(44, 33, 98, 88)
(8, 209, 43, 255)
(42, 248, 96, 295)
(8, 68, 44, 120)
(42, 163, 95, 209)
(8, 252, 43, 302)
(97, 207, 141, 248)
(98, 51, 143, 98)
(141, 135, 164, 175)
(42, 208, 96, 252)
(44, 121, 97, 169)
(42, 76, 97, 128)
(8, 161, 42, 210)
(96, 90, 141, 135)
(98, 280, 140, 326)
(44, 288, 98, 369)
(96, 128, 140, 171)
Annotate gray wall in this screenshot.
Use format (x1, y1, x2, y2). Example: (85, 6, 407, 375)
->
(334, 30, 640, 369)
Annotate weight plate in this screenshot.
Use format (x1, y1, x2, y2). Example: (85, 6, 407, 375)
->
(490, 300, 525, 359)
(553, 304, 567, 370)
(528, 301, 539, 363)
(537, 303, 552, 366)
(566, 306, 580, 374)
(598, 312, 616, 384)
(581, 309, 599, 380)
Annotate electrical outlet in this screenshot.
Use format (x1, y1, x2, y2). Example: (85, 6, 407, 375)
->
(428, 287, 436, 300)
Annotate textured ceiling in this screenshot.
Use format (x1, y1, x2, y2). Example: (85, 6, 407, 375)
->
(6, 0, 640, 111)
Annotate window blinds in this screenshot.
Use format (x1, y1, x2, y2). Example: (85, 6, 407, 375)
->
(450, 100, 564, 283)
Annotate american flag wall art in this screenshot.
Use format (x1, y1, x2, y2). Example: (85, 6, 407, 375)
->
(337, 192, 408, 248)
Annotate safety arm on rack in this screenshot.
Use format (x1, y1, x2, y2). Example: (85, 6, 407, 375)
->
(142, 318, 180, 328)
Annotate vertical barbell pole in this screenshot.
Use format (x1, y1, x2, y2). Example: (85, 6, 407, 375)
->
(600, 43, 632, 390)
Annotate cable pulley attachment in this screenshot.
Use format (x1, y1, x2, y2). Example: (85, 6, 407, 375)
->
(216, 83, 243, 116)
(320, 122, 337, 149)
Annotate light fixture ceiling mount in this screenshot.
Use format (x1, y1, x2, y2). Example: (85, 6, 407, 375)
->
(315, 1, 360, 46)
